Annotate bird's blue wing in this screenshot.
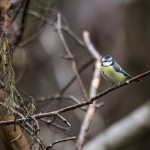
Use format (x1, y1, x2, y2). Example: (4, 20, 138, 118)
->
(113, 63, 132, 78)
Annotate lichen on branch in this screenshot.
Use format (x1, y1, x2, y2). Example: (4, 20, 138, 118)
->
(0, 27, 15, 114)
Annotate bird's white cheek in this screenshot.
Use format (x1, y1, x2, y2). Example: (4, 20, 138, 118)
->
(103, 61, 112, 66)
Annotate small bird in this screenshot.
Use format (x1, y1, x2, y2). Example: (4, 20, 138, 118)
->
(100, 55, 132, 86)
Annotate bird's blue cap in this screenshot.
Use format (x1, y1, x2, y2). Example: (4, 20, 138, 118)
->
(102, 55, 113, 62)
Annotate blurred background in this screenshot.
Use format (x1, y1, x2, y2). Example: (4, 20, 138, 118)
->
(7, 0, 150, 149)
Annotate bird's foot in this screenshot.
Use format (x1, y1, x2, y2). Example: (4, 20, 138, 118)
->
(117, 82, 121, 87)
(111, 83, 121, 88)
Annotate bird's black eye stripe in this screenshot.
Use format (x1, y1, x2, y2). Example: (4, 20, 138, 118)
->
(102, 58, 112, 62)
(102, 60, 112, 62)
(111, 60, 114, 65)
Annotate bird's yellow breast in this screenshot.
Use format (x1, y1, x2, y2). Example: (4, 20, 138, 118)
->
(100, 66, 127, 84)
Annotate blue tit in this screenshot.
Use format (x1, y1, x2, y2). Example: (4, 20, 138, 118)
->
(100, 55, 132, 85)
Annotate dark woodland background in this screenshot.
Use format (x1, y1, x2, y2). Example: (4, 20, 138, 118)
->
(1, 0, 150, 149)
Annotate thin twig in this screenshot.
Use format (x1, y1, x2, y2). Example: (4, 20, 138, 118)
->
(60, 58, 94, 94)
(16, 9, 53, 46)
(11, 132, 23, 142)
(56, 13, 88, 100)
(0, 70, 149, 125)
(37, 94, 87, 111)
(15, 88, 28, 113)
(30, 116, 40, 137)
(56, 113, 71, 128)
(46, 136, 76, 149)
(11, 0, 26, 22)
(83, 31, 101, 60)
(16, 87, 36, 106)
(40, 118, 69, 131)
(76, 31, 102, 150)
(18, 22, 46, 46)
(61, 26, 85, 47)
(14, 0, 30, 44)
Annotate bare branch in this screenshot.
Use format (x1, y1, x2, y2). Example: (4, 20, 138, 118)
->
(83, 31, 101, 60)
(56, 113, 71, 128)
(76, 31, 102, 150)
(40, 118, 69, 131)
(60, 58, 94, 94)
(61, 25, 85, 47)
(46, 136, 76, 149)
(0, 70, 149, 125)
(37, 94, 87, 111)
(56, 13, 88, 100)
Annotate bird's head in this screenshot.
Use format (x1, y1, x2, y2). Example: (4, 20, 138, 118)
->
(101, 55, 114, 66)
